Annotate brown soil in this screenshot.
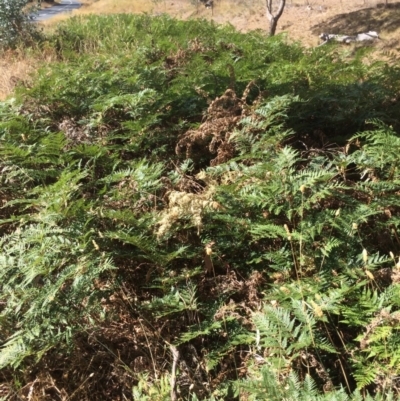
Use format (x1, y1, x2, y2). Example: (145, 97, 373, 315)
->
(41, 0, 58, 9)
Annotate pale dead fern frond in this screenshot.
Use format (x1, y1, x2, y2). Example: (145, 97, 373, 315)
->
(156, 185, 221, 239)
(58, 117, 90, 145)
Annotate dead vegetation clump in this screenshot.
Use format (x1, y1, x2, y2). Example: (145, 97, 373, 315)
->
(176, 81, 259, 166)
(0, 260, 266, 400)
(58, 116, 91, 145)
(0, 46, 58, 100)
(0, 52, 35, 100)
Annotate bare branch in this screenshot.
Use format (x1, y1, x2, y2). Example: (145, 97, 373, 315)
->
(265, 0, 286, 35)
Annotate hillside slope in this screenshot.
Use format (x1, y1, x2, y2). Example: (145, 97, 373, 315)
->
(1, 14, 400, 400)
(60, 0, 400, 49)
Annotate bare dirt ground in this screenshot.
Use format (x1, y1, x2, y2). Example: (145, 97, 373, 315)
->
(161, 0, 400, 49)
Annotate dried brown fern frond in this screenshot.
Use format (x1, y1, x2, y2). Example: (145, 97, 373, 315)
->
(164, 48, 189, 71)
(176, 83, 259, 166)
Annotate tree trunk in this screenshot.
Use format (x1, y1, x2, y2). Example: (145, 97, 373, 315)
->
(268, 16, 278, 36)
(266, 0, 286, 36)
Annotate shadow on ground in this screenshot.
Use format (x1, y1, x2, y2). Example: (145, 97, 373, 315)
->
(311, 2, 400, 35)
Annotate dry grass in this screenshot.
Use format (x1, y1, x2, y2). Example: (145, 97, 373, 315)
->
(0, 48, 58, 101)
(0, 53, 34, 101)
(78, 0, 152, 14)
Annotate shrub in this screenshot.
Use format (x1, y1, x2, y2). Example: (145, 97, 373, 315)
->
(0, 0, 40, 49)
